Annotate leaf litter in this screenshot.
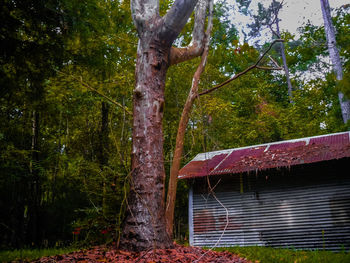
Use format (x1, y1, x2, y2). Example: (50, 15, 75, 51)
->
(33, 244, 252, 263)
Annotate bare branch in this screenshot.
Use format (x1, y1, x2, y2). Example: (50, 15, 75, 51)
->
(268, 0, 284, 38)
(256, 66, 283, 70)
(58, 70, 132, 116)
(199, 39, 284, 96)
(268, 23, 280, 38)
(80, 80, 132, 116)
(169, 0, 207, 65)
(268, 55, 281, 68)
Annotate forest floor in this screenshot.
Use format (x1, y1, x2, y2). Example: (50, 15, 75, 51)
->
(30, 244, 252, 263)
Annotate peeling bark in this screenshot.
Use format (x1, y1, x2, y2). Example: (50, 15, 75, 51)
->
(320, 0, 350, 123)
(169, 0, 207, 65)
(121, 38, 171, 251)
(121, 0, 200, 251)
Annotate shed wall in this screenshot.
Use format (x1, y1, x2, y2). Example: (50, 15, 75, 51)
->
(189, 159, 350, 250)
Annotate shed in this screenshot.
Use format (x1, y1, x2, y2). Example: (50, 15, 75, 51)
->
(179, 131, 350, 250)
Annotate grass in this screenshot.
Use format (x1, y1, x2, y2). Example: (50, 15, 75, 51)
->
(0, 247, 78, 262)
(214, 246, 350, 263)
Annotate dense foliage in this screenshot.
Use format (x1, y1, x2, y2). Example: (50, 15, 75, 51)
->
(0, 0, 349, 249)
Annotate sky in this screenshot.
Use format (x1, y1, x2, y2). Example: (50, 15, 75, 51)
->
(228, 0, 349, 42)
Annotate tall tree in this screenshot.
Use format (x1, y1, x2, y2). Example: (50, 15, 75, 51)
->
(120, 0, 209, 251)
(320, 0, 350, 123)
(248, 0, 294, 102)
(0, 0, 65, 247)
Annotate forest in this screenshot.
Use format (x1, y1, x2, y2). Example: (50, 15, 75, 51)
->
(1, 0, 350, 253)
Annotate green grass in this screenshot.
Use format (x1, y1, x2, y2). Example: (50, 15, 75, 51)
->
(214, 246, 350, 263)
(0, 247, 78, 263)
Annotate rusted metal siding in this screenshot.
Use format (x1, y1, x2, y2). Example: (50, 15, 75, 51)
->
(189, 161, 350, 250)
(180, 131, 350, 179)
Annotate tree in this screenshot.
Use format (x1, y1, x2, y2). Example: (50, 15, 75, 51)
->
(165, 0, 214, 238)
(248, 0, 294, 102)
(0, 0, 135, 248)
(320, 0, 350, 123)
(120, 0, 210, 251)
(0, 0, 66, 247)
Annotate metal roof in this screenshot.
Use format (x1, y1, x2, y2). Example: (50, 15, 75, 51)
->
(179, 131, 350, 179)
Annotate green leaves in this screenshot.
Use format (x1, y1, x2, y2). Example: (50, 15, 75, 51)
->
(1, 0, 349, 250)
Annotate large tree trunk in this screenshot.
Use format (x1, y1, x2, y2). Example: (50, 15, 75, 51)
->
(120, 35, 172, 251)
(120, 0, 202, 251)
(320, 0, 350, 123)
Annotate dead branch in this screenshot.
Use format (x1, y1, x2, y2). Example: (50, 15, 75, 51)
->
(169, 0, 207, 65)
(198, 39, 284, 96)
(268, 54, 281, 68)
(58, 70, 132, 116)
(256, 65, 283, 70)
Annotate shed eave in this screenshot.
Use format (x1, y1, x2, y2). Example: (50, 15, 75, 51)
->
(179, 131, 350, 179)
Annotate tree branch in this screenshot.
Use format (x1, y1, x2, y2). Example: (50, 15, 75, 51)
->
(256, 65, 283, 70)
(268, 0, 284, 38)
(58, 70, 132, 116)
(268, 23, 280, 38)
(161, 0, 199, 43)
(199, 39, 284, 96)
(268, 54, 281, 68)
(169, 0, 207, 65)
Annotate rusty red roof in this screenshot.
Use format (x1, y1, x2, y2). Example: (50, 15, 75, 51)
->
(179, 131, 350, 179)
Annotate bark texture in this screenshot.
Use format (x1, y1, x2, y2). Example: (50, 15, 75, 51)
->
(121, 0, 199, 251)
(320, 0, 350, 123)
(169, 0, 207, 65)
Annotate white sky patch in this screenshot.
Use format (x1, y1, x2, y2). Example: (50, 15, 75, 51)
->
(226, 0, 348, 43)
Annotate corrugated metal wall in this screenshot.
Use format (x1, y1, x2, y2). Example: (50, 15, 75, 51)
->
(189, 160, 350, 250)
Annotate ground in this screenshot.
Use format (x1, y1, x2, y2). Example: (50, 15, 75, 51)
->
(32, 244, 252, 263)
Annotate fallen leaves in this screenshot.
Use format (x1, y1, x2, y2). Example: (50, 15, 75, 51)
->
(33, 244, 252, 263)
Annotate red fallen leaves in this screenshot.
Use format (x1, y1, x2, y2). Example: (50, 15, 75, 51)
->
(33, 244, 252, 263)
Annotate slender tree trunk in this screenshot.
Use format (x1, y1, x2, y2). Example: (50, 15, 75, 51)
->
(29, 110, 40, 245)
(120, 36, 172, 251)
(276, 23, 293, 102)
(98, 102, 110, 216)
(320, 0, 350, 123)
(272, 0, 293, 102)
(165, 0, 213, 237)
